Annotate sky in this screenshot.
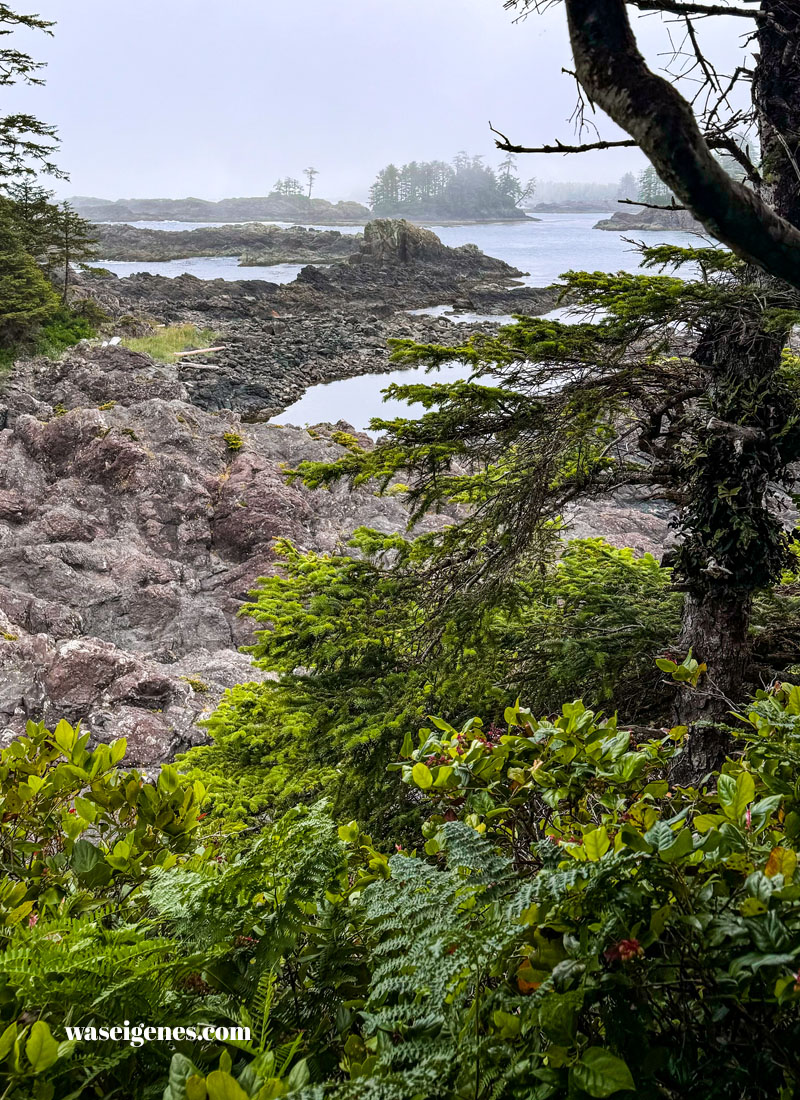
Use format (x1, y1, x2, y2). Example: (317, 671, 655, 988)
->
(6, 0, 750, 202)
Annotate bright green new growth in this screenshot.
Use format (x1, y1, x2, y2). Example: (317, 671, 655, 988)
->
(293, 246, 800, 724)
(181, 534, 681, 832)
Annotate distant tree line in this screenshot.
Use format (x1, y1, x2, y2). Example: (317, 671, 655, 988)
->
(369, 152, 534, 219)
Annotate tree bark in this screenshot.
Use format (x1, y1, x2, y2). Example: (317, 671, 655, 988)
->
(754, 2, 800, 226)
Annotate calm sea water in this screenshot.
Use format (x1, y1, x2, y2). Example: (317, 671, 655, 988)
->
(91, 256, 307, 283)
(92, 213, 700, 430)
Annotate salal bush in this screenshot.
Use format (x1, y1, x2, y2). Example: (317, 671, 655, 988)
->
(348, 689, 800, 1099)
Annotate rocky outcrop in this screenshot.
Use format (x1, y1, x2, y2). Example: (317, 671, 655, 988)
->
(68, 222, 559, 421)
(81, 220, 541, 324)
(0, 345, 463, 764)
(93, 222, 361, 265)
(71, 194, 371, 225)
(594, 209, 703, 233)
(0, 335, 676, 766)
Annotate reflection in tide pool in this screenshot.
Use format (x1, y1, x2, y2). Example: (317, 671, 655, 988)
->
(272, 362, 476, 436)
(273, 304, 582, 435)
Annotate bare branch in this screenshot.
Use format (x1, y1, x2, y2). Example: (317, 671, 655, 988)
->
(618, 198, 688, 210)
(489, 122, 637, 154)
(559, 0, 800, 289)
(626, 0, 764, 18)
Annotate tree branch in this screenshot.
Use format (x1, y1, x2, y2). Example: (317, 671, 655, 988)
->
(618, 198, 688, 210)
(626, 0, 764, 19)
(560, 0, 800, 289)
(489, 123, 637, 154)
(490, 121, 762, 186)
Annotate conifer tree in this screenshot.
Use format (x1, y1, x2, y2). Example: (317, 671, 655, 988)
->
(0, 4, 61, 180)
(45, 201, 95, 302)
(0, 207, 56, 344)
(295, 244, 800, 775)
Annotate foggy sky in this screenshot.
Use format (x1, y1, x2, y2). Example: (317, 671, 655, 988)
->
(6, 0, 749, 202)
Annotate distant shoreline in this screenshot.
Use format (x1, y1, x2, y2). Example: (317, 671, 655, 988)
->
(93, 214, 538, 228)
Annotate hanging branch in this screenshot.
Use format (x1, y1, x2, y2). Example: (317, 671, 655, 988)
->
(495, 0, 800, 288)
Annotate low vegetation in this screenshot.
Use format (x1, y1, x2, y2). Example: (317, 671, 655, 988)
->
(120, 324, 221, 363)
(4, 677, 800, 1099)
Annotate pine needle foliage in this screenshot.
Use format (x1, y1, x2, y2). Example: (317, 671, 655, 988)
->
(293, 248, 800, 718)
(182, 535, 680, 835)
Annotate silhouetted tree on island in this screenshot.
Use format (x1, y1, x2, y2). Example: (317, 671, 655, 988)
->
(303, 166, 318, 199)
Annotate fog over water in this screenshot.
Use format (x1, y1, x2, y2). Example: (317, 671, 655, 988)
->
(9, 1, 746, 202)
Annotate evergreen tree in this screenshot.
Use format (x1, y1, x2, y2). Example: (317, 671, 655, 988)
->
(272, 176, 304, 197)
(2, 177, 53, 255)
(637, 165, 674, 206)
(45, 201, 95, 302)
(295, 244, 800, 772)
(0, 205, 57, 344)
(0, 5, 61, 179)
(303, 165, 318, 199)
(370, 154, 522, 219)
(616, 171, 637, 200)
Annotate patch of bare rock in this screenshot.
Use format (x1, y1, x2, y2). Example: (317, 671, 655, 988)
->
(0, 220, 673, 768)
(0, 344, 460, 765)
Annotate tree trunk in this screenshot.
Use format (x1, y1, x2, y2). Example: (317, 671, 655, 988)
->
(755, 4, 800, 228)
(669, 590, 750, 784)
(675, 590, 752, 726)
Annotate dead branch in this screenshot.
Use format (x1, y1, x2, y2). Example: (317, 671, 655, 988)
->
(618, 198, 688, 210)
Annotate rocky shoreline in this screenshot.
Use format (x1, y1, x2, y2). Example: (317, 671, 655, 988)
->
(0, 220, 669, 766)
(593, 209, 703, 233)
(72, 193, 372, 225)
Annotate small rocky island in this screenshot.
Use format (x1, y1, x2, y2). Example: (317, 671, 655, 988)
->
(594, 208, 703, 232)
(92, 221, 362, 266)
(73, 192, 371, 224)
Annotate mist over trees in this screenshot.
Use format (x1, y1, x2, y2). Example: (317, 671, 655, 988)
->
(369, 151, 533, 220)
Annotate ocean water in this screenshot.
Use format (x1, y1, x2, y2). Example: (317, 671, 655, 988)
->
(101, 219, 365, 235)
(91, 213, 699, 286)
(91, 213, 701, 430)
(89, 256, 308, 283)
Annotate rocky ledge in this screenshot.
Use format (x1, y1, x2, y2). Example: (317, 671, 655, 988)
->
(0, 342, 674, 766)
(84, 219, 542, 321)
(73, 220, 559, 419)
(0, 345, 463, 765)
(0, 219, 672, 767)
(93, 222, 362, 266)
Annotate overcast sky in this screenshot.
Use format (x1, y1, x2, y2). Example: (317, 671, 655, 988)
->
(7, 0, 748, 202)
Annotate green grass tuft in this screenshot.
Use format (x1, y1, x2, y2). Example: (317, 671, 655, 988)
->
(121, 324, 219, 363)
